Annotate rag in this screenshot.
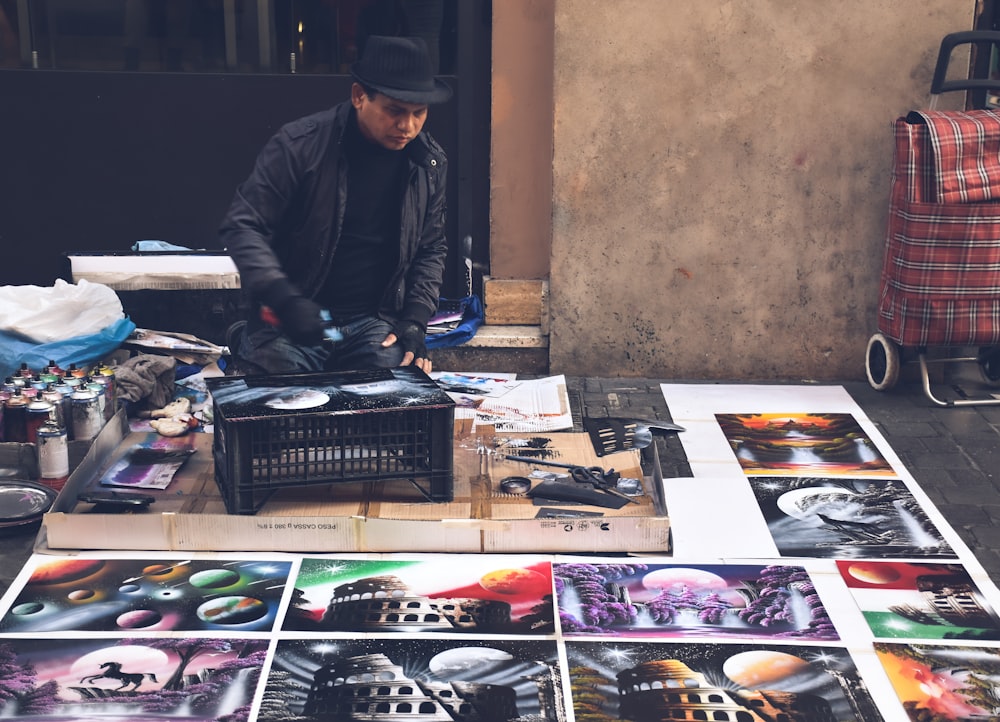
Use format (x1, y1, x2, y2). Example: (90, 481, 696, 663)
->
(114, 354, 177, 409)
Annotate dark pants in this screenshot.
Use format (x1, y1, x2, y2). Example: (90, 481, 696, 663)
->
(234, 314, 404, 375)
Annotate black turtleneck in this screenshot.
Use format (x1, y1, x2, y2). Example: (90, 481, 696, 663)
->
(319, 110, 406, 317)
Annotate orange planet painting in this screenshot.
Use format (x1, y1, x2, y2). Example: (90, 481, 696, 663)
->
(845, 562, 902, 585)
(479, 568, 551, 596)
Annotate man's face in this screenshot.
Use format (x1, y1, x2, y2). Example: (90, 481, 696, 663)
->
(351, 83, 429, 151)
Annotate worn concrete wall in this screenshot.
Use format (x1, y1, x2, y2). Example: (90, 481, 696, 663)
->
(548, 1, 973, 380)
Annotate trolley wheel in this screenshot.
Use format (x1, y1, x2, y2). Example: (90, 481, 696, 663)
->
(978, 347, 1000, 388)
(866, 333, 901, 391)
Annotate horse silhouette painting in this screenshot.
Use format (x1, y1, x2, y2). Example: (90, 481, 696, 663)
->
(80, 661, 158, 691)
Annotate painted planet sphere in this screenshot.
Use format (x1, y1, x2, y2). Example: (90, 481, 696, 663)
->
(479, 568, 550, 595)
(189, 568, 241, 590)
(196, 595, 267, 624)
(642, 568, 728, 592)
(68, 588, 96, 601)
(116, 609, 163, 629)
(429, 647, 513, 676)
(847, 562, 901, 584)
(12, 602, 44, 615)
(30, 559, 105, 585)
(722, 651, 811, 688)
(142, 563, 187, 580)
(119, 584, 142, 593)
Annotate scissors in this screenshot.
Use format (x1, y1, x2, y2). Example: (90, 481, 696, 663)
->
(504, 456, 638, 504)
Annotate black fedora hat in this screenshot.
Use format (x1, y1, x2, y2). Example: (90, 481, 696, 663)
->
(351, 35, 452, 105)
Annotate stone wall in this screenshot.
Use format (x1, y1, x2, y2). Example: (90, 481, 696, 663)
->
(546, 1, 973, 379)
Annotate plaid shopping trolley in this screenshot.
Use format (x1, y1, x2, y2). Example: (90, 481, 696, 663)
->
(866, 33, 1000, 405)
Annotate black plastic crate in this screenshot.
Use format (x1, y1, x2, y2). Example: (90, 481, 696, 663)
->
(205, 367, 455, 514)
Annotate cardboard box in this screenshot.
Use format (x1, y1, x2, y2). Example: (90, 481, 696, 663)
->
(40, 416, 670, 554)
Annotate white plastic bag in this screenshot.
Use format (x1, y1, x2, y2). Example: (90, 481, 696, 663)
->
(0, 279, 125, 343)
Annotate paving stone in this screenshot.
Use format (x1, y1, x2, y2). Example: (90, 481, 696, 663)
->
(879, 421, 943, 438)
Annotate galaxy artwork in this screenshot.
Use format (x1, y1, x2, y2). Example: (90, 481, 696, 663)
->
(837, 560, 1000, 640)
(554, 562, 838, 640)
(0, 636, 268, 721)
(565, 640, 883, 722)
(0, 557, 291, 633)
(205, 366, 454, 419)
(261, 637, 563, 721)
(747, 476, 955, 559)
(716, 412, 895, 476)
(283, 557, 555, 634)
(875, 642, 1000, 721)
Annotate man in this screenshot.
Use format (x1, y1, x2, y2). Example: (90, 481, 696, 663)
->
(220, 35, 451, 375)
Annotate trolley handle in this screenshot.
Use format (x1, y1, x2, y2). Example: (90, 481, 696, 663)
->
(931, 31, 1000, 96)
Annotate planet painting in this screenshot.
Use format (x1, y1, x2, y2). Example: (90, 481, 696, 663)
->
(189, 568, 241, 589)
(722, 650, 811, 688)
(479, 568, 551, 596)
(775, 487, 857, 522)
(197, 595, 267, 625)
(116, 609, 163, 629)
(428, 647, 513, 677)
(846, 562, 902, 585)
(641, 568, 729, 592)
(29, 559, 105, 585)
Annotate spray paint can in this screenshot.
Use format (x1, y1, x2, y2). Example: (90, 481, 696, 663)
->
(25, 397, 53, 444)
(52, 383, 74, 440)
(67, 363, 87, 379)
(41, 388, 66, 429)
(97, 365, 118, 419)
(4, 392, 28, 443)
(44, 359, 64, 376)
(71, 389, 103, 441)
(37, 418, 70, 492)
(89, 375, 114, 422)
(85, 380, 107, 420)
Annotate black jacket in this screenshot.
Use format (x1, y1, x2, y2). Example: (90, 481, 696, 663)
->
(219, 100, 448, 328)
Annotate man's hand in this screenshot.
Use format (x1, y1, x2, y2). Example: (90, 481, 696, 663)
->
(273, 296, 325, 346)
(383, 320, 431, 372)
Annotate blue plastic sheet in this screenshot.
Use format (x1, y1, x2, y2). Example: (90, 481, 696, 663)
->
(0, 317, 136, 379)
(425, 295, 484, 349)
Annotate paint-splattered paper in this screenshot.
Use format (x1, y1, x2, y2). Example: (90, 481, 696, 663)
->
(837, 561, 1000, 641)
(747, 476, 955, 559)
(874, 641, 1000, 721)
(553, 561, 838, 640)
(282, 557, 555, 634)
(716, 413, 894, 476)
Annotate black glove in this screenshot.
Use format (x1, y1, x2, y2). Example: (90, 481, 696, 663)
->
(274, 296, 325, 346)
(393, 320, 428, 362)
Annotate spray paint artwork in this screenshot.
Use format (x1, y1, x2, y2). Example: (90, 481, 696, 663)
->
(716, 413, 894, 476)
(260, 637, 564, 721)
(282, 557, 555, 634)
(553, 562, 838, 640)
(874, 642, 1000, 721)
(565, 640, 883, 722)
(747, 476, 955, 559)
(837, 560, 1000, 640)
(0, 636, 267, 721)
(0, 557, 291, 633)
